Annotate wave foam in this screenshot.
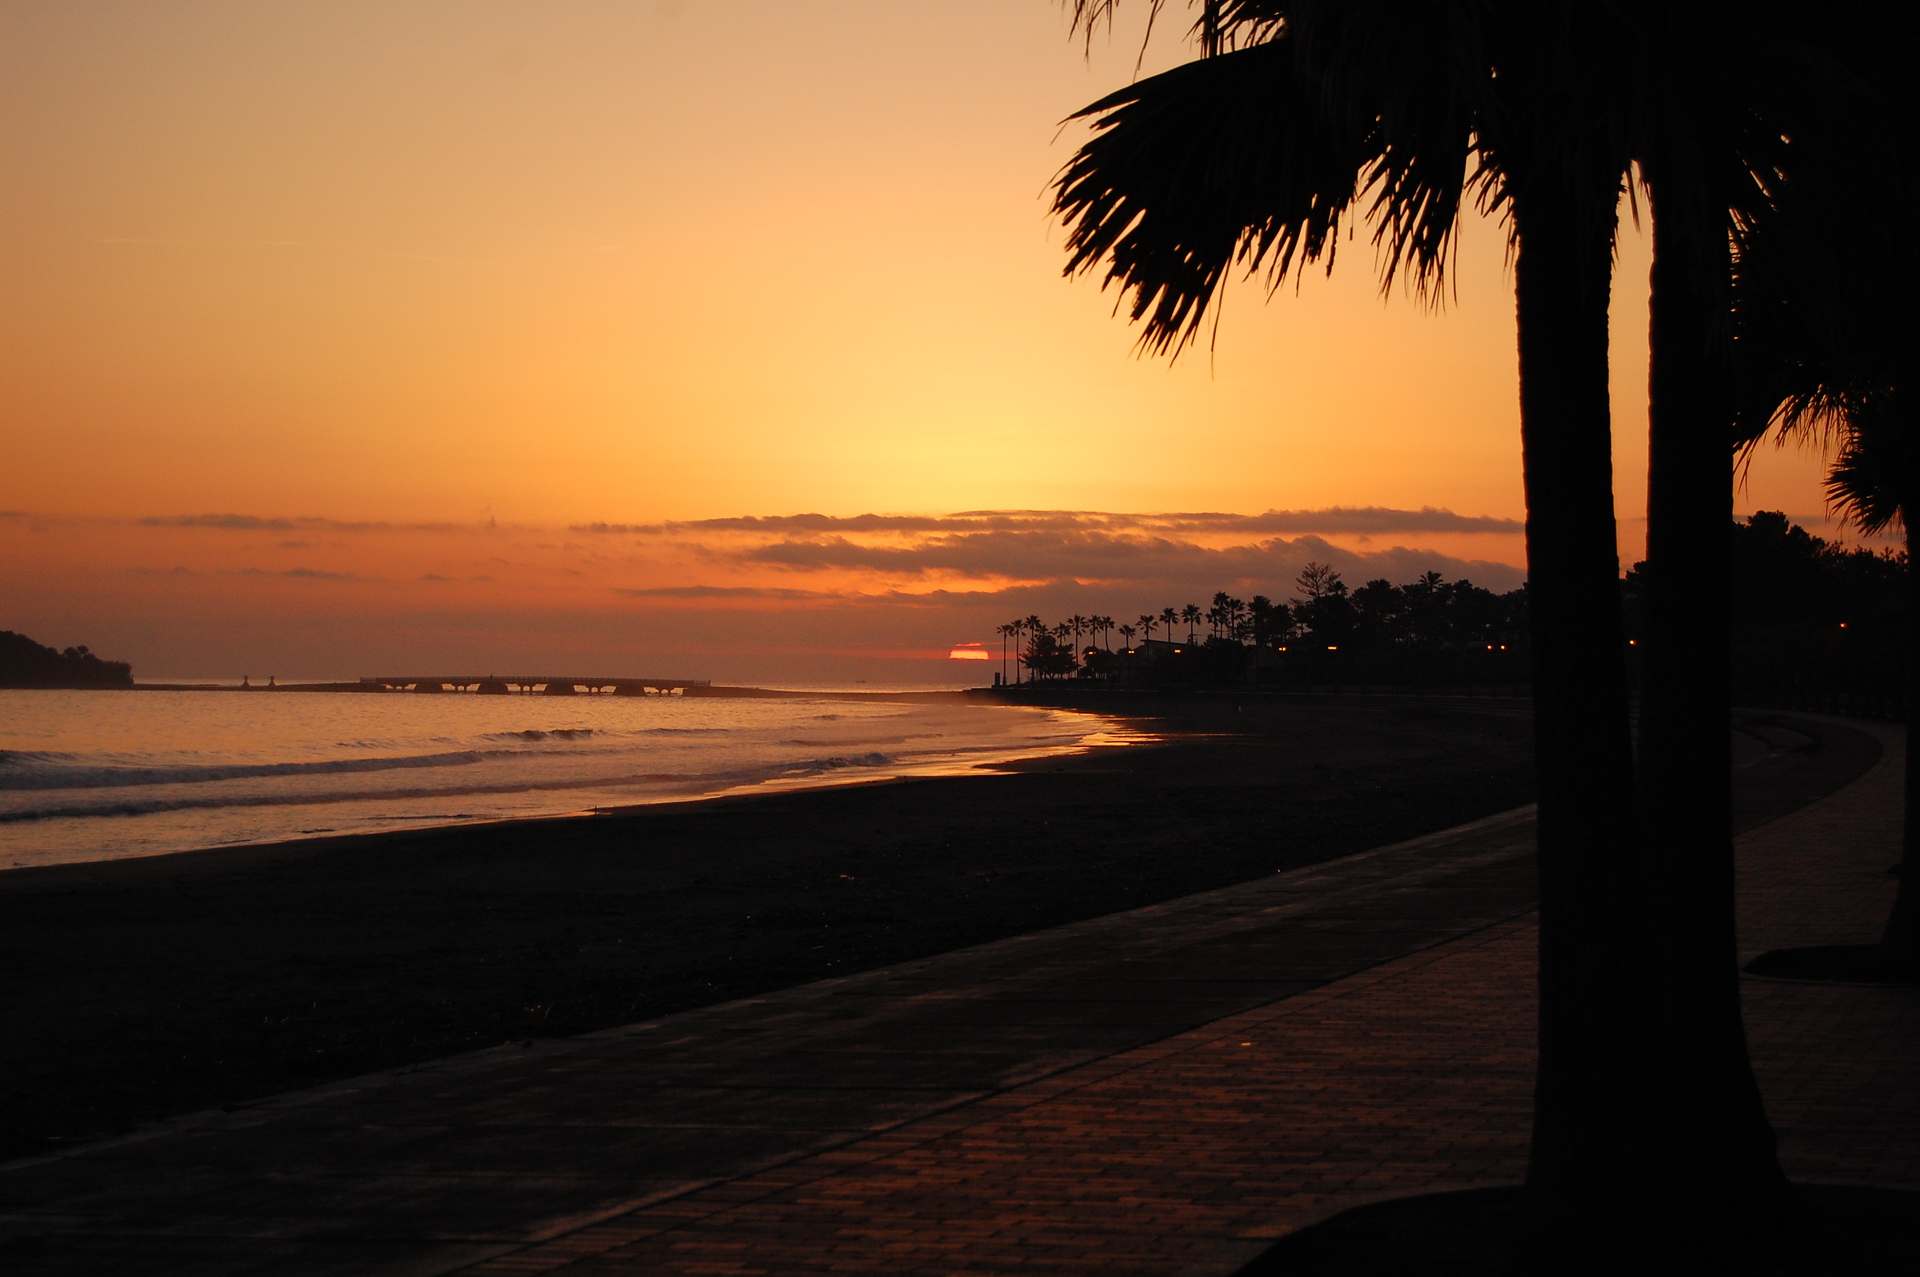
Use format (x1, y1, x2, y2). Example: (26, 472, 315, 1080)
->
(0, 749, 500, 792)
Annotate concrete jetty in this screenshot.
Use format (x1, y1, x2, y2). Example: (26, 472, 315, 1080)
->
(358, 676, 711, 696)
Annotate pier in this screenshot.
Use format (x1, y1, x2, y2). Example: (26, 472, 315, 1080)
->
(359, 675, 711, 696)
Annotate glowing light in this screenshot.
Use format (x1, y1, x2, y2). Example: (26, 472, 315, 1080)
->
(947, 644, 990, 661)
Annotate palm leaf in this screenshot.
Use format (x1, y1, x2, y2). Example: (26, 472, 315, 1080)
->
(1825, 404, 1906, 536)
(1053, 39, 1365, 353)
(1052, 12, 1483, 356)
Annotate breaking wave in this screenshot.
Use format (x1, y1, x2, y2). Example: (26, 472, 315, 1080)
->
(0, 749, 501, 792)
(0, 690, 1132, 867)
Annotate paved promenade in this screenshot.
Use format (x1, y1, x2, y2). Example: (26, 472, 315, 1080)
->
(4, 716, 1913, 1274)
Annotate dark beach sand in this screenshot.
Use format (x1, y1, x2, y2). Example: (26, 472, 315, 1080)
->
(0, 693, 1876, 1165)
(2, 692, 1541, 1160)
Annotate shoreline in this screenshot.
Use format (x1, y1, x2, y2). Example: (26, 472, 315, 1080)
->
(5, 686, 1533, 877)
(7, 681, 992, 697)
(6, 699, 1875, 1164)
(2, 731, 1155, 885)
(3, 693, 1545, 1160)
(0, 693, 1138, 875)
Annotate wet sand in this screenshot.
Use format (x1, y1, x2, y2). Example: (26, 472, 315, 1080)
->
(0, 693, 1545, 1160)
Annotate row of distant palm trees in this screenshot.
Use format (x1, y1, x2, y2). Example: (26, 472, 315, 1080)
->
(994, 604, 1225, 684)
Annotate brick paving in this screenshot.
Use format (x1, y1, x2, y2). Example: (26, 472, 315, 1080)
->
(478, 922, 1540, 1275)
(454, 717, 1917, 1275)
(1738, 720, 1918, 1190)
(5, 714, 1913, 1275)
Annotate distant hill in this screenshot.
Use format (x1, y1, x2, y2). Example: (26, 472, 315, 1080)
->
(0, 631, 134, 688)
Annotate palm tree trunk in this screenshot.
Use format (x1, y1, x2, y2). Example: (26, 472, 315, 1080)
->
(1637, 180, 1793, 1232)
(1886, 508, 1920, 972)
(1510, 186, 1661, 1249)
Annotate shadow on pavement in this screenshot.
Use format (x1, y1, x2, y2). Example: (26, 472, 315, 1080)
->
(1745, 944, 1919, 985)
(1232, 1184, 1920, 1276)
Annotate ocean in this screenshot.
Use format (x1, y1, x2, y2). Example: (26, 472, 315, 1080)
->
(0, 689, 1135, 870)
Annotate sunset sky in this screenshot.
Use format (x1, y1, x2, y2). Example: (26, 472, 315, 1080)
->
(2, 1, 1850, 684)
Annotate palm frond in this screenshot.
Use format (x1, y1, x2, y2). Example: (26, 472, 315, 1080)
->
(1824, 399, 1907, 535)
(1731, 1, 1915, 481)
(1063, 0, 1163, 42)
(1293, 1, 1486, 295)
(1064, 0, 1250, 57)
(1052, 14, 1484, 355)
(1053, 38, 1365, 354)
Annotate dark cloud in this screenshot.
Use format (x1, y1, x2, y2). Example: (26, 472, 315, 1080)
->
(737, 530, 1185, 578)
(139, 514, 460, 533)
(144, 514, 302, 531)
(617, 536, 1523, 605)
(576, 508, 1527, 596)
(617, 585, 843, 601)
(724, 529, 1524, 592)
(579, 514, 976, 535)
(1171, 506, 1521, 534)
(572, 506, 1522, 538)
(211, 566, 362, 581)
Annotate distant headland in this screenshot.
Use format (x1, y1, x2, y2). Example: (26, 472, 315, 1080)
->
(0, 631, 134, 689)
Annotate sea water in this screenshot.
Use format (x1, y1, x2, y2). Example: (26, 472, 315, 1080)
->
(0, 689, 1135, 869)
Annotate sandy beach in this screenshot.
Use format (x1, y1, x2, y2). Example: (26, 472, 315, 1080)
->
(0, 691, 1559, 1160)
(6, 688, 1868, 1171)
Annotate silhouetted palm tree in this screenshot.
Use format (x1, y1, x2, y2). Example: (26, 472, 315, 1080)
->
(1178, 604, 1201, 643)
(1206, 591, 1229, 639)
(1732, 18, 1916, 977)
(1760, 425, 1916, 980)
(1052, 0, 1741, 1250)
(1249, 594, 1281, 646)
(1599, 8, 1869, 1226)
(1138, 612, 1158, 642)
(1159, 606, 1179, 640)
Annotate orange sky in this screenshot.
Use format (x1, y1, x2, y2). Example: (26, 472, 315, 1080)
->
(0, 2, 1856, 682)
